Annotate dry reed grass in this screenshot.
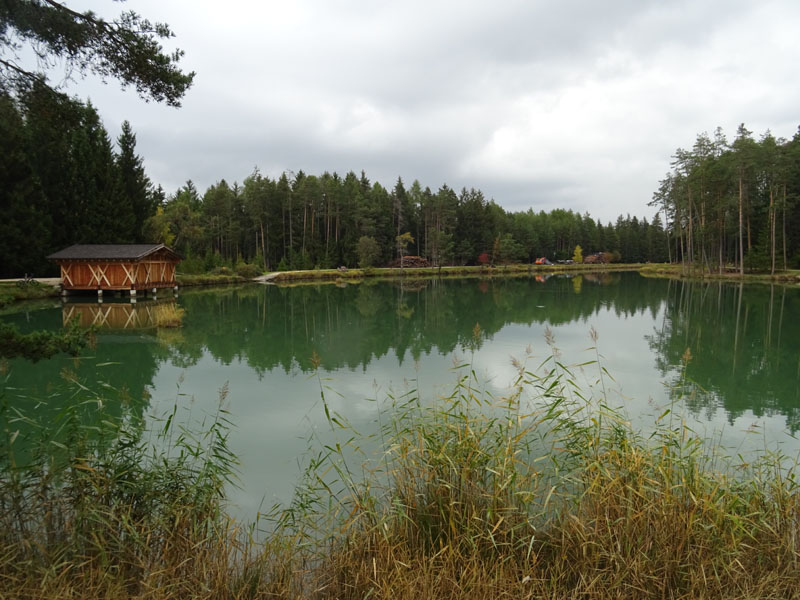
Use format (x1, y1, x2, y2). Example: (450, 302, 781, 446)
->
(153, 303, 186, 328)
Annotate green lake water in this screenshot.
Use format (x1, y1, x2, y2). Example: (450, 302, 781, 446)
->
(3, 272, 800, 518)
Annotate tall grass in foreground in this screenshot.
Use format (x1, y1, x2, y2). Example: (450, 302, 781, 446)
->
(2, 330, 800, 599)
(0, 386, 246, 599)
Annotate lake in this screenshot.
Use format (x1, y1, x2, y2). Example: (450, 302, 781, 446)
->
(3, 272, 799, 519)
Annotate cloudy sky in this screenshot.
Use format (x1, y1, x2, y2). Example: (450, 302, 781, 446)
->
(56, 0, 800, 223)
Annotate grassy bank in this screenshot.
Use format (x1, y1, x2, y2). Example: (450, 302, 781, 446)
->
(639, 263, 800, 284)
(266, 262, 644, 285)
(176, 272, 248, 287)
(3, 341, 799, 599)
(0, 280, 60, 308)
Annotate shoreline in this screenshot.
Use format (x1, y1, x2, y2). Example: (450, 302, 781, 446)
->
(3, 262, 798, 308)
(255, 262, 800, 288)
(638, 264, 800, 285)
(256, 262, 643, 285)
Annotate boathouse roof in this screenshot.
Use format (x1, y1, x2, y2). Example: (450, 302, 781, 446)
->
(47, 244, 181, 262)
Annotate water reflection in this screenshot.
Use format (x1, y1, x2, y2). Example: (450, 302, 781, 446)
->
(4, 274, 800, 448)
(162, 276, 664, 376)
(646, 280, 800, 430)
(3, 301, 173, 444)
(5, 274, 800, 517)
(62, 298, 178, 329)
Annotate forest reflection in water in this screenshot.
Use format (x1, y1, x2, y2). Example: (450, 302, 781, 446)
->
(648, 278, 800, 431)
(4, 273, 800, 432)
(3, 273, 800, 513)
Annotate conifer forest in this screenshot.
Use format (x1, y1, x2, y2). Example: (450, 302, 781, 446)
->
(2, 88, 799, 277)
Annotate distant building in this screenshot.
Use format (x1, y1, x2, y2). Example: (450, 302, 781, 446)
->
(48, 244, 181, 296)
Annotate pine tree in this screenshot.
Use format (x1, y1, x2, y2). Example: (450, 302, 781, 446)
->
(117, 120, 154, 241)
(69, 102, 132, 242)
(0, 92, 50, 276)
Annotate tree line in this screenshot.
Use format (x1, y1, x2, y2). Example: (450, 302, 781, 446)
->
(651, 125, 800, 274)
(146, 172, 670, 273)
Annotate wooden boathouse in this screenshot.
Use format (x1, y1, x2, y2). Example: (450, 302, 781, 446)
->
(48, 244, 181, 297)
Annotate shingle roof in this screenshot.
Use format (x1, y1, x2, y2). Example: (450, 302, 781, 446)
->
(47, 244, 180, 261)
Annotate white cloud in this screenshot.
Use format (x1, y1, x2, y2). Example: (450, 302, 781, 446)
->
(49, 0, 800, 222)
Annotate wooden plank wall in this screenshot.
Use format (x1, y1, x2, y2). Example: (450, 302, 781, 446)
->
(60, 258, 178, 290)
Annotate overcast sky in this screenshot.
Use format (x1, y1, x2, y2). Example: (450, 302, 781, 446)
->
(57, 0, 800, 223)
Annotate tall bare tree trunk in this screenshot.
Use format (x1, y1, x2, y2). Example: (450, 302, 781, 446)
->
(260, 220, 266, 270)
(718, 199, 724, 273)
(746, 211, 752, 252)
(783, 185, 788, 270)
(266, 220, 270, 270)
(770, 187, 776, 275)
(288, 196, 293, 255)
(663, 205, 672, 263)
(687, 187, 694, 266)
(281, 205, 287, 257)
(738, 168, 744, 276)
(302, 202, 307, 254)
(325, 193, 330, 253)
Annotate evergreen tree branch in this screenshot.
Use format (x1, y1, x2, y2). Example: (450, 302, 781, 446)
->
(0, 0, 194, 106)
